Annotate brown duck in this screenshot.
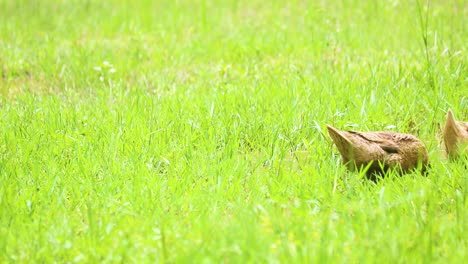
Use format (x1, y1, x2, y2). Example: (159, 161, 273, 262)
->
(327, 125, 429, 179)
(443, 110, 468, 159)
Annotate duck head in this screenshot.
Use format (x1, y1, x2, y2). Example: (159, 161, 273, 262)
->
(443, 110, 468, 159)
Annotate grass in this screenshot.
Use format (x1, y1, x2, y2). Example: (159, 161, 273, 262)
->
(0, 0, 467, 262)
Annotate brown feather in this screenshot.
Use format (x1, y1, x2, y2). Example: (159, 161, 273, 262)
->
(327, 125, 429, 180)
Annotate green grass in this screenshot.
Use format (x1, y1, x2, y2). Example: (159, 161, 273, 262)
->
(0, 0, 467, 262)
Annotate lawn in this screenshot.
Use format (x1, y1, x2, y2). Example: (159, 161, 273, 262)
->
(0, 0, 466, 262)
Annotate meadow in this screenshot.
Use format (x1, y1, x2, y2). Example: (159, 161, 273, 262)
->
(0, 0, 467, 262)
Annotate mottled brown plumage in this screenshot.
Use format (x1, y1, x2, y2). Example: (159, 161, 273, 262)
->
(443, 110, 468, 159)
(327, 125, 428, 180)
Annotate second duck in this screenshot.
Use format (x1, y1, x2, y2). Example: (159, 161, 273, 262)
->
(327, 125, 429, 180)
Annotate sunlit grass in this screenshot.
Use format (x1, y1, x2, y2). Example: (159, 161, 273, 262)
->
(0, 0, 466, 262)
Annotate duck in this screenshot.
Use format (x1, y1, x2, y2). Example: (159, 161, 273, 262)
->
(327, 125, 429, 180)
(443, 110, 468, 159)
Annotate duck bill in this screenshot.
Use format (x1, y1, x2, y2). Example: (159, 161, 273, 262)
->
(443, 110, 463, 157)
(445, 110, 462, 136)
(327, 125, 357, 162)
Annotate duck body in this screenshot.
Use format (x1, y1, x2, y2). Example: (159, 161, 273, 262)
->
(327, 125, 429, 179)
(443, 110, 468, 159)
